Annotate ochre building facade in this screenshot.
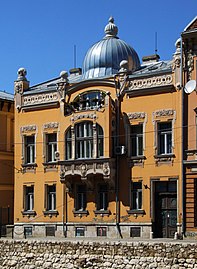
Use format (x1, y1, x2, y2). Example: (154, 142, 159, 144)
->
(182, 17, 197, 237)
(14, 17, 196, 239)
(0, 90, 14, 233)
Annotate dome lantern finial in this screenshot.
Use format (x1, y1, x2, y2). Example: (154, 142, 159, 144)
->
(104, 16, 118, 38)
(109, 16, 114, 23)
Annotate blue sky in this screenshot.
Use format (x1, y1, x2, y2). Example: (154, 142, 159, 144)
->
(0, 0, 196, 93)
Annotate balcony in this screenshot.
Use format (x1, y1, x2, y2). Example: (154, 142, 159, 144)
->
(59, 158, 116, 192)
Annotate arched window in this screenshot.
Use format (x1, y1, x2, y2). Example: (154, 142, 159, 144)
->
(71, 91, 105, 111)
(65, 122, 104, 160)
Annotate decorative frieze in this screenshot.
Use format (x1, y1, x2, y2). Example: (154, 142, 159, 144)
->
(153, 109, 175, 118)
(70, 113, 97, 123)
(21, 125, 37, 134)
(43, 122, 59, 130)
(23, 92, 58, 106)
(129, 74, 173, 91)
(127, 112, 146, 120)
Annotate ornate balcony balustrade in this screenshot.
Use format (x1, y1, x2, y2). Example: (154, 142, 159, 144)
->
(59, 158, 116, 192)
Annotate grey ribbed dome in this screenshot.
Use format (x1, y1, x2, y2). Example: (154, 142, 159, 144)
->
(82, 17, 140, 79)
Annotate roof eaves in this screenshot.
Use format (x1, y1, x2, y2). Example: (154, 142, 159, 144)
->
(184, 16, 197, 32)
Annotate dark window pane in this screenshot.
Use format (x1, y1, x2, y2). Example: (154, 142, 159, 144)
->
(97, 227, 107, 236)
(75, 227, 85, 236)
(130, 125, 143, 157)
(131, 182, 142, 210)
(158, 122, 172, 155)
(76, 185, 87, 211)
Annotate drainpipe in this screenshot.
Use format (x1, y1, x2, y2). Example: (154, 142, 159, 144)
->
(62, 182, 65, 236)
(115, 97, 121, 238)
(62, 182, 67, 237)
(180, 33, 185, 237)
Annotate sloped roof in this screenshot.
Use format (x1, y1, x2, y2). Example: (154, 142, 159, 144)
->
(131, 60, 172, 78)
(184, 16, 197, 32)
(0, 90, 14, 101)
(25, 59, 172, 96)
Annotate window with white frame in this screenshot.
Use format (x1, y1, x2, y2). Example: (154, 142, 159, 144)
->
(65, 122, 104, 160)
(65, 128, 72, 160)
(157, 122, 172, 155)
(75, 227, 85, 237)
(131, 182, 142, 210)
(130, 124, 143, 157)
(46, 133, 57, 162)
(24, 186, 34, 211)
(46, 185, 56, 211)
(97, 184, 108, 211)
(76, 121, 93, 159)
(76, 185, 87, 211)
(25, 135, 35, 164)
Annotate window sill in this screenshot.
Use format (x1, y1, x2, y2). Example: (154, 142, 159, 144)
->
(21, 163, 37, 173)
(129, 156, 146, 166)
(42, 161, 58, 165)
(21, 163, 37, 168)
(43, 210, 59, 218)
(127, 209, 145, 215)
(73, 210, 89, 217)
(154, 154, 175, 163)
(42, 162, 58, 172)
(130, 156, 146, 162)
(94, 210, 111, 217)
(21, 210, 37, 218)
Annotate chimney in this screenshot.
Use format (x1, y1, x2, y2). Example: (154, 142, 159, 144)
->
(142, 54, 160, 64)
(69, 68, 82, 77)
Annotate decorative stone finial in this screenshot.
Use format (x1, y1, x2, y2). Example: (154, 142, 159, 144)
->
(173, 38, 181, 71)
(104, 16, 118, 37)
(60, 70, 68, 82)
(175, 38, 181, 54)
(17, 67, 27, 81)
(119, 60, 129, 72)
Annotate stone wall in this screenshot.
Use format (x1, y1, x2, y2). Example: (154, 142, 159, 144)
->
(0, 239, 197, 268)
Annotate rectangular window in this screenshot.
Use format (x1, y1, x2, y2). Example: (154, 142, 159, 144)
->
(46, 133, 57, 162)
(24, 227, 33, 237)
(131, 182, 142, 210)
(97, 227, 107, 236)
(45, 226, 55, 236)
(130, 125, 143, 157)
(24, 186, 34, 211)
(158, 122, 172, 155)
(97, 125, 104, 157)
(46, 185, 56, 211)
(25, 135, 35, 164)
(66, 128, 72, 160)
(75, 227, 85, 237)
(130, 227, 141, 237)
(76, 185, 87, 211)
(0, 114, 7, 151)
(75, 122, 93, 159)
(97, 184, 108, 210)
